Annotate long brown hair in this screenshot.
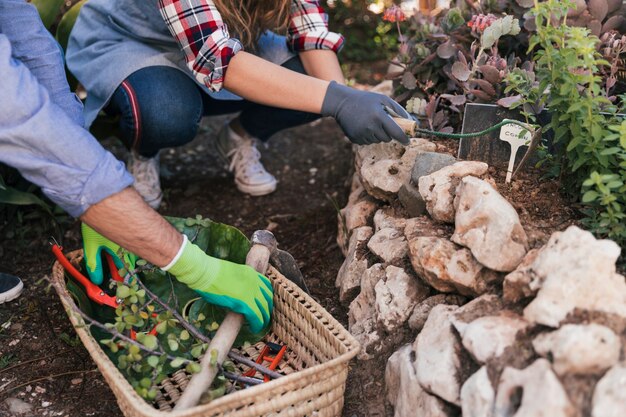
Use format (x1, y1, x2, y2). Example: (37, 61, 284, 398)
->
(214, 0, 292, 51)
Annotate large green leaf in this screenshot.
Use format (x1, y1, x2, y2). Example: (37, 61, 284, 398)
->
(31, 0, 64, 29)
(56, 0, 87, 52)
(0, 185, 52, 215)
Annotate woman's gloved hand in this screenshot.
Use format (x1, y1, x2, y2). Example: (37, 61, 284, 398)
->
(82, 223, 137, 285)
(321, 81, 411, 145)
(165, 236, 273, 334)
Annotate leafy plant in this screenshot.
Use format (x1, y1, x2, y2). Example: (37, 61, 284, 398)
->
(505, 0, 626, 246)
(68, 216, 266, 402)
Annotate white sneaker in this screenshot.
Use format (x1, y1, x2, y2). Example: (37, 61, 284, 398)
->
(0, 273, 23, 304)
(127, 151, 163, 209)
(216, 124, 277, 196)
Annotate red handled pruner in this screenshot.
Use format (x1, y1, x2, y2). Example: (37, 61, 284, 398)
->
(51, 244, 121, 309)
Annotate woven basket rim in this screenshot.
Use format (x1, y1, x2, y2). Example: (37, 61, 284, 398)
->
(51, 249, 360, 417)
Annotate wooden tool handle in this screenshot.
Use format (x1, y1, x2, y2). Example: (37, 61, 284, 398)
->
(393, 117, 417, 137)
(174, 242, 273, 410)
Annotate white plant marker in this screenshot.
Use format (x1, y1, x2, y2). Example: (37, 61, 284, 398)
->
(499, 123, 532, 183)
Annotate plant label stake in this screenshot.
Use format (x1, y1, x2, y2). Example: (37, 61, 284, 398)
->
(499, 123, 531, 183)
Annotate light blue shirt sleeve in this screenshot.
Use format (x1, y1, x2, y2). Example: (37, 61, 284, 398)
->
(0, 0, 84, 126)
(0, 34, 133, 217)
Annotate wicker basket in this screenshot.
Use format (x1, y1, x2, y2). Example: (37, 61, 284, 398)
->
(51, 250, 360, 417)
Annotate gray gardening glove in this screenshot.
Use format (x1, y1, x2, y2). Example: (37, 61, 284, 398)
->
(321, 81, 410, 145)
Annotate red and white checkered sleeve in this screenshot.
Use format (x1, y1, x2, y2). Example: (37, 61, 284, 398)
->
(287, 0, 344, 53)
(158, 0, 243, 92)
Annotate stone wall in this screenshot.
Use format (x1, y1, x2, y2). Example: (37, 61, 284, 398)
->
(336, 138, 626, 417)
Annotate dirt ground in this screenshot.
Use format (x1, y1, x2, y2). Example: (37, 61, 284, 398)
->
(0, 85, 584, 417)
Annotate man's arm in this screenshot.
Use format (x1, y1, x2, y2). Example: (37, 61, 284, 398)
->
(0, 35, 132, 217)
(0, 0, 84, 126)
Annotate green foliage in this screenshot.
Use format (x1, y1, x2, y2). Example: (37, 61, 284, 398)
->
(324, 0, 398, 62)
(505, 0, 626, 246)
(31, 0, 64, 29)
(68, 216, 262, 402)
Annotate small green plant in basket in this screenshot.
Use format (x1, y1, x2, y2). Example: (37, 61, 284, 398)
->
(68, 215, 271, 403)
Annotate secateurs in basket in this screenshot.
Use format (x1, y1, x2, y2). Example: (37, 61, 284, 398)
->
(51, 244, 158, 340)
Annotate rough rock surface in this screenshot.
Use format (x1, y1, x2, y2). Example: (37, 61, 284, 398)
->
(451, 294, 504, 334)
(386, 345, 458, 417)
(336, 226, 373, 304)
(415, 304, 464, 405)
(3, 398, 33, 415)
(375, 266, 429, 332)
(358, 139, 436, 202)
(408, 294, 466, 331)
(399, 152, 457, 217)
(452, 176, 528, 272)
(349, 264, 396, 360)
(418, 161, 489, 223)
(461, 367, 494, 417)
(494, 359, 575, 417)
(409, 236, 501, 296)
(515, 226, 626, 327)
(592, 363, 626, 417)
(458, 313, 529, 364)
(368, 227, 408, 265)
(373, 207, 407, 232)
(502, 248, 542, 303)
(533, 324, 621, 376)
(337, 173, 379, 255)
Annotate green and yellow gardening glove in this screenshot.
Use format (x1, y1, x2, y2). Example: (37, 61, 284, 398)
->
(81, 223, 137, 285)
(164, 235, 274, 334)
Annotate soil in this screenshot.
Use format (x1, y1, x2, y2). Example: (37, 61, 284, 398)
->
(0, 84, 583, 417)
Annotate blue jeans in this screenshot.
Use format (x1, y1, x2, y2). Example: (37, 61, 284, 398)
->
(105, 57, 320, 157)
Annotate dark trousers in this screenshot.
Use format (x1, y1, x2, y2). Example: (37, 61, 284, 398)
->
(105, 57, 320, 157)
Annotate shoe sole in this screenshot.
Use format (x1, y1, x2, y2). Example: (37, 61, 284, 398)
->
(235, 179, 277, 196)
(0, 280, 23, 304)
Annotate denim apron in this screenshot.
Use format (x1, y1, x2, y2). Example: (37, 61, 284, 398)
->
(66, 0, 295, 127)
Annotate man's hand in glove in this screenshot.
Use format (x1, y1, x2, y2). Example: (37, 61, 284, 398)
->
(321, 81, 411, 145)
(82, 223, 137, 285)
(161, 236, 273, 334)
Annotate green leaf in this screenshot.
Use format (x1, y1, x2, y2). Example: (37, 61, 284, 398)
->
(147, 355, 159, 368)
(179, 330, 190, 341)
(170, 357, 185, 368)
(186, 362, 202, 374)
(143, 335, 158, 350)
(190, 345, 204, 358)
(168, 339, 179, 352)
(116, 285, 130, 299)
(155, 321, 168, 334)
(582, 190, 600, 203)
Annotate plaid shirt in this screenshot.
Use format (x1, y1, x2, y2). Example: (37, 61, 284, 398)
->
(158, 0, 344, 92)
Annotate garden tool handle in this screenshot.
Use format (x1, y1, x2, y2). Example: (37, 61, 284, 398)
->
(174, 231, 276, 411)
(393, 116, 417, 137)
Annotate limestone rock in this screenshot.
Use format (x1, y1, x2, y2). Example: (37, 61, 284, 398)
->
(532, 324, 621, 376)
(408, 236, 500, 296)
(592, 363, 626, 417)
(358, 139, 436, 202)
(415, 304, 464, 405)
(408, 294, 466, 331)
(349, 264, 386, 360)
(337, 173, 379, 255)
(418, 161, 489, 223)
(336, 226, 373, 304)
(517, 226, 626, 327)
(373, 207, 407, 232)
(494, 359, 575, 417)
(461, 367, 495, 417)
(398, 182, 426, 218)
(451, 294, 504, 335)
(452, 176, 528, 272)
(368, 227, 408, 265)
(404, 216, 453, 242)
(502, 248, 542, 303)
(375, 266, 429, 332)
(386, 345, 458, 417)
(370, 80, 393, 97)
(399, 152, 457, 217)
(458, 313, 529, 364)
